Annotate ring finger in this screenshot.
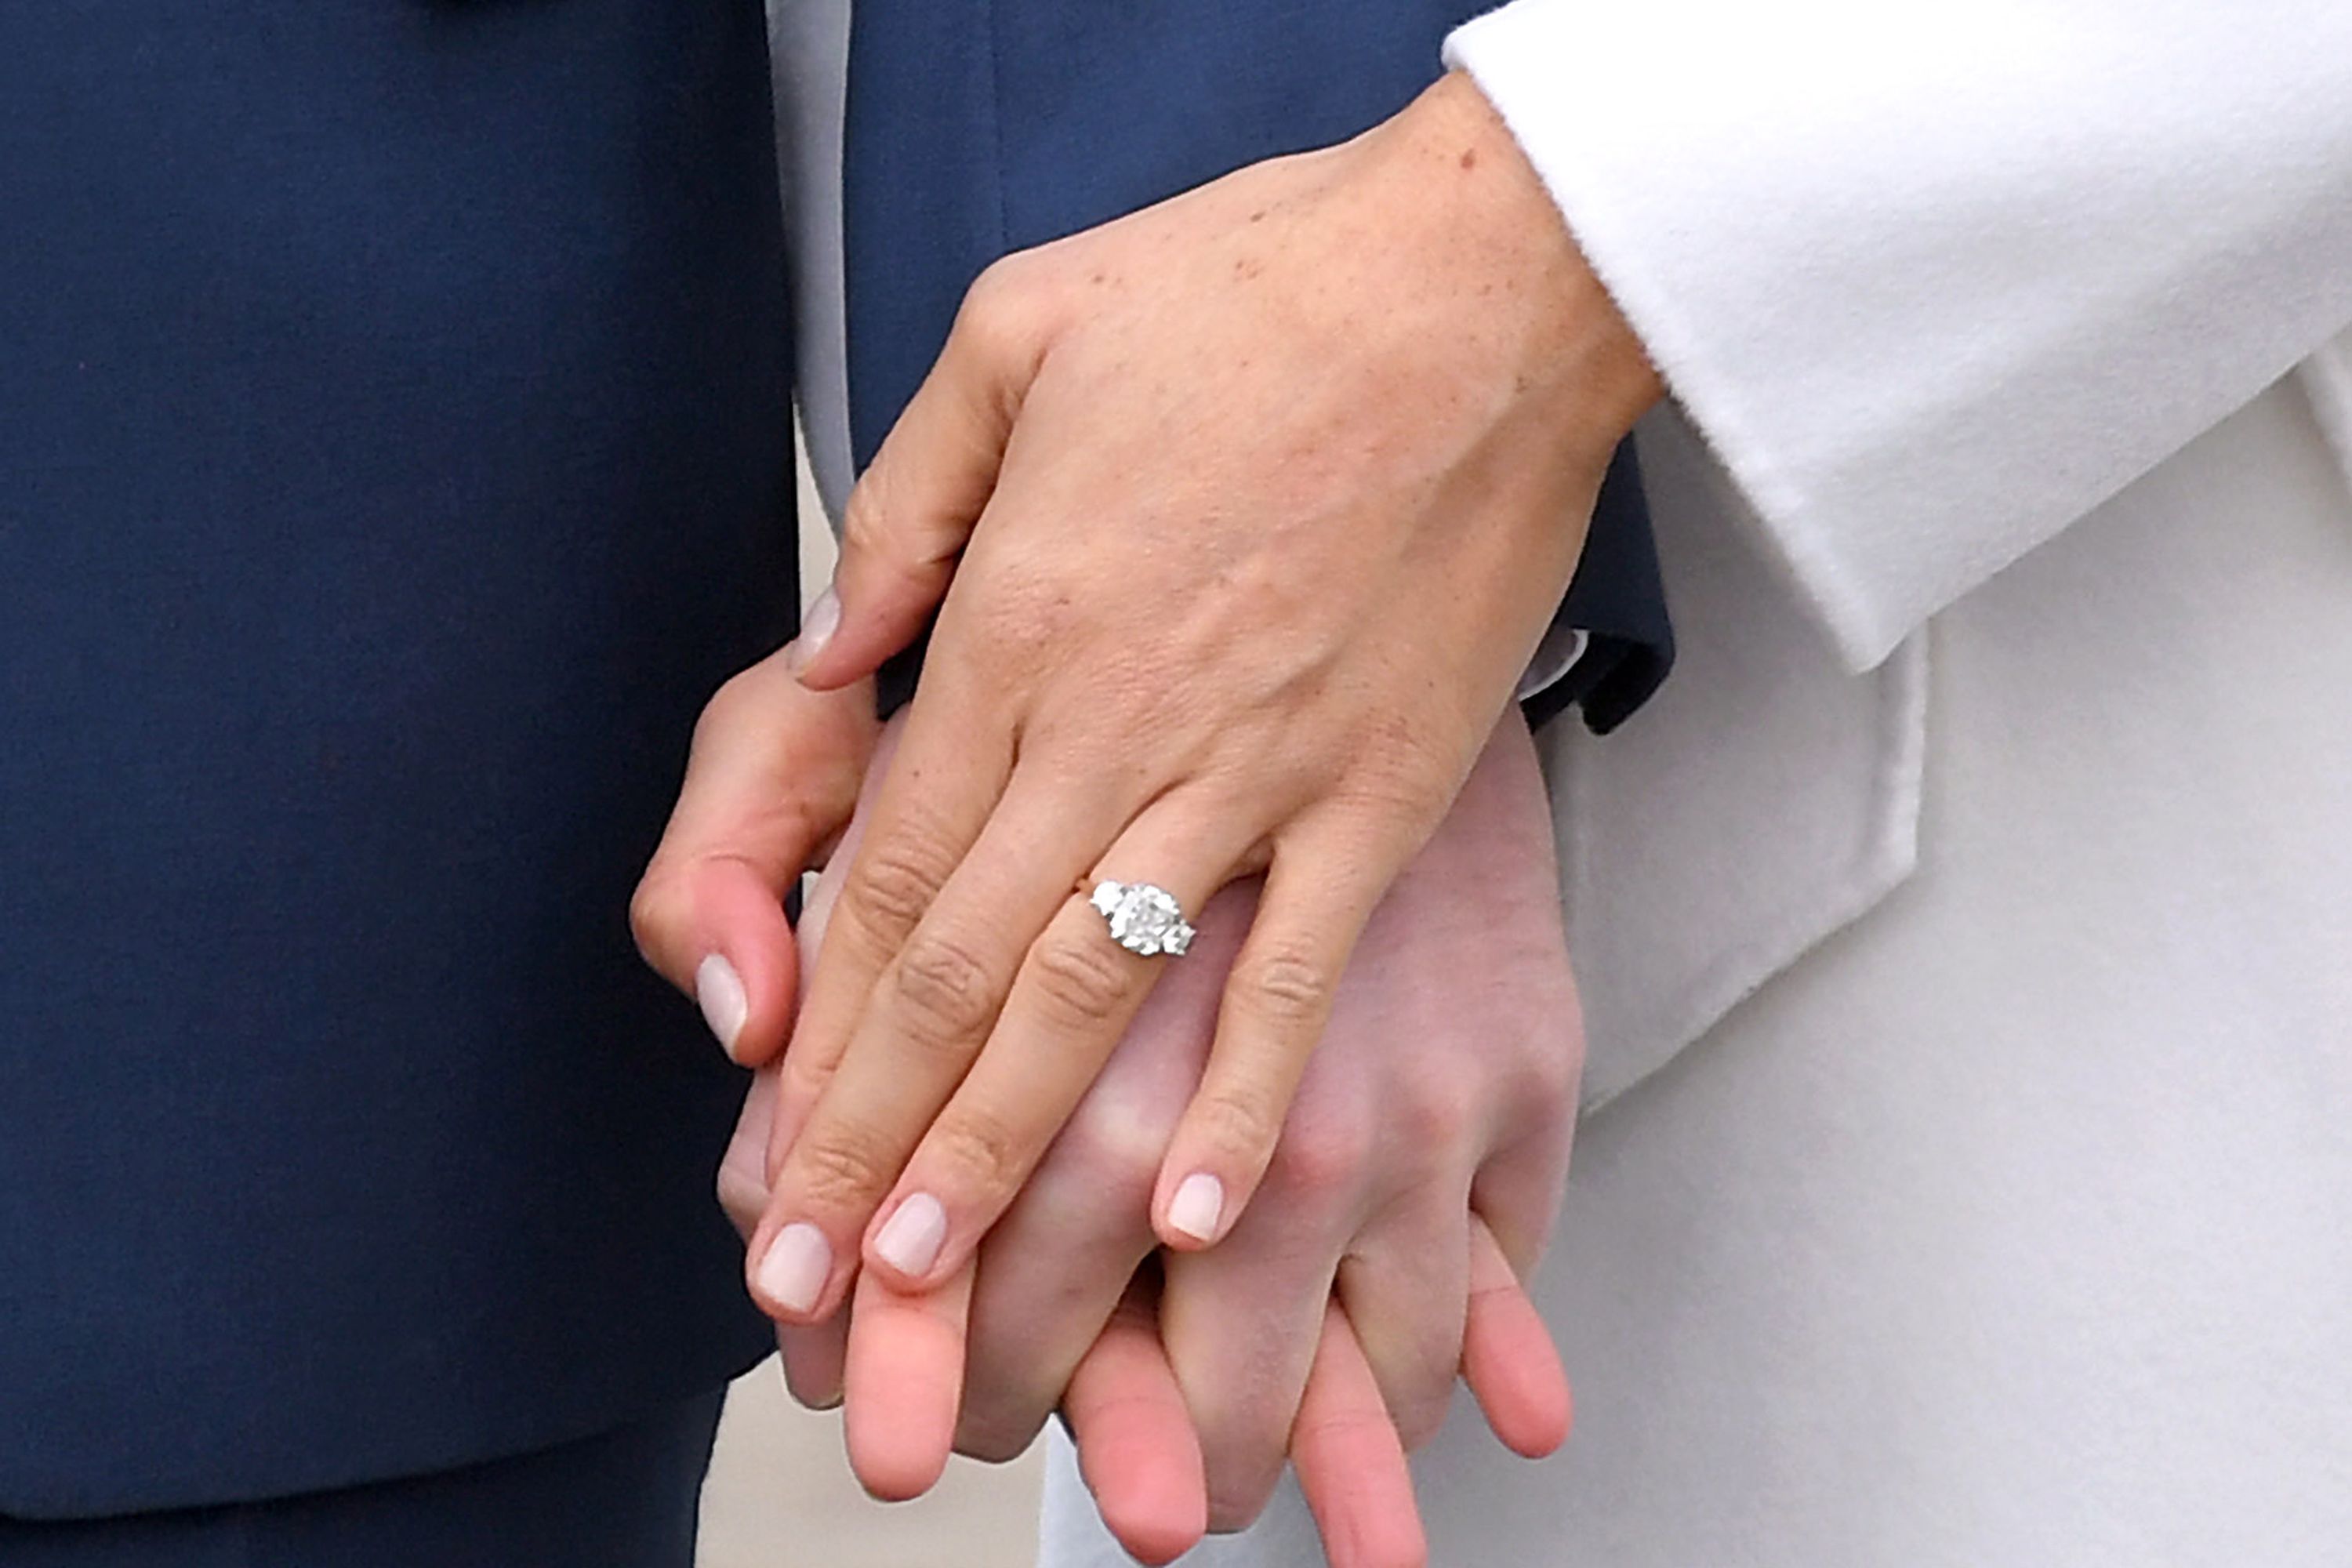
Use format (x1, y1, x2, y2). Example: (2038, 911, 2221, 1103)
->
(857, 791, 1271, 1292)
(957, 876, 1255, 1457)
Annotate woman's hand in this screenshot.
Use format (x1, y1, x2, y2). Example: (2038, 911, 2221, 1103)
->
(628, 655, 877, 1069)
(753, 71, 1654, 1319)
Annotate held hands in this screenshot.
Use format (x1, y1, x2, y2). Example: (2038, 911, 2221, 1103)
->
(633, 67, 1631, 1560)
(646, 678, 1587, 1566)
(756, 70, 1658, 1324)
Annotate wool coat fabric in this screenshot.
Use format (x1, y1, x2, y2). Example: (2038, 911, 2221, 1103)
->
(1040, 1, 2352, 1562)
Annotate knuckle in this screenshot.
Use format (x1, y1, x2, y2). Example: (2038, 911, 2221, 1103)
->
(1190, 1087, 1288, 1173)
(926, 1106, 1029, 1198)
(1236, 946, 1334, 1029)
(1497, 1014, 1585, 1113)
(891, 931, 1000, 1044)
(625, 870, 684, 965)
(841, 829, 957, 943)
(789, 1125, 898, 1214)
(1026, 935, 1135, 1031)
(1331, 734, 1457, 826)
(1394, 1069, 1479, 1149)
(956, 256, 1046, 361)
(1261, 1110, 1371, 1202)
(846, 850, 942, 938)
(1050, 1103, 1166, 1211)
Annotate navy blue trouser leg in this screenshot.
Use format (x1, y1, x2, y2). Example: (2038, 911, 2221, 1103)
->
(0, 1392, 727, 1568)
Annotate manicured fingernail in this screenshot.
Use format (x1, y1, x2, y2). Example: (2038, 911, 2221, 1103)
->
(695, 953, 749, 1061)
(873, 1192, 947, 1278)
(787, 588, 840, 678)
(1167, 1172, 1225, 1244)
(757, 1223, 831, 1316)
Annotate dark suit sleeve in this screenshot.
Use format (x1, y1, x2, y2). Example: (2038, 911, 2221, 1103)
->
(1522, 437, 1674, 735)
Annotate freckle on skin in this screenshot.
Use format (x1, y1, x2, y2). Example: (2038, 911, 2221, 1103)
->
(1459, 148, 1478, 171)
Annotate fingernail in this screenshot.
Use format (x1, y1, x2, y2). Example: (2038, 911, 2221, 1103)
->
(757, 1223, 832, 1316)
(787, 587, 840, 678)
(873, 1192, 947, 1278)
(1167, 1172, 1225, 1244)
(695, 953, 749, 1062)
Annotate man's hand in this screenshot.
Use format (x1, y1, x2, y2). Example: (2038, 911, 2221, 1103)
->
(750, 71, 1657, 1322)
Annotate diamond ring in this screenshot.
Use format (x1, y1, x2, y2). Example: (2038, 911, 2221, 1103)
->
(1087, 880, 1196, 958)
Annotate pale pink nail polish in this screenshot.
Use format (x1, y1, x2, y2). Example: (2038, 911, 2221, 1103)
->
(1167, 1172, 1225, 1244)
(695, 953, 749, 1062)
(787, 588, 840, 678)
(873, 1192, 947, 1278)
(757, 1223, 831, 1316)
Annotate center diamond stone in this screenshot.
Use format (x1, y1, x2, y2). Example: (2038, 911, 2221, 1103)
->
(1091, 881, 1192, 957)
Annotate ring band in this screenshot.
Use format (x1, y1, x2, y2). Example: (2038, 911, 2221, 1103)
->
(1087, 880, 1196, 958)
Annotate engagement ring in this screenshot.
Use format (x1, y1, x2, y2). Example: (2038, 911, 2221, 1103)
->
(1087, 880, 1196, 958)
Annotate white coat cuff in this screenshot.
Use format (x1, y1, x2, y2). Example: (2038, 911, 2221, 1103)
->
(1446, 1, 2352, 671)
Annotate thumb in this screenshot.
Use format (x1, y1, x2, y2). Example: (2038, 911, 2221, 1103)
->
(630, 653, 878, 1066)
(791, 263, 1051, 691)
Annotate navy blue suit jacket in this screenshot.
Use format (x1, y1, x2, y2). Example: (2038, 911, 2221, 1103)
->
(2, 1, 784, 1517)
(1, 0, 1675, 1524)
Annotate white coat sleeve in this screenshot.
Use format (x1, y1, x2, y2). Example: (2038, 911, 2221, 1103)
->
(1445, 1, 2352, 670)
